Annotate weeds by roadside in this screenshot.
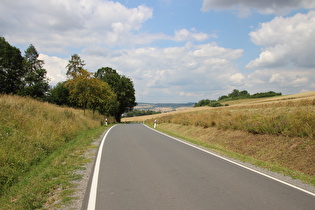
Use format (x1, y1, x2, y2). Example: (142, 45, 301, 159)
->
(0, 126, 107, 209)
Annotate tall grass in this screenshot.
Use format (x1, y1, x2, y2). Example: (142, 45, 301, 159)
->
(149, 98, 315, 138)
(0, 95, 106, 195)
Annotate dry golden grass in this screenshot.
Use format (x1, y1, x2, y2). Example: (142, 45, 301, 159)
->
(122, 91, 315, 123)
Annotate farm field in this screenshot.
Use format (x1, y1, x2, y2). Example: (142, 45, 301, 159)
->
(122, 91, 315, 122)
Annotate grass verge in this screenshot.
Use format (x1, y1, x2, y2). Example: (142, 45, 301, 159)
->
(0, 124, 109, 209)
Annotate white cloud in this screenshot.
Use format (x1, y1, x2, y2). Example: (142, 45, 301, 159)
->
(39, 54, 68, 86)
(173, 29, 211, 42)
(229, 73, 245, 85)
(269, 73, 285, 83)
(247, 11, 315, 69)
(0, 0, 153, 52)
(0, 0, 214, 55)
(246, 68, 315, 95)
(82, 42, 243, 102)
(202, 0, 315, 16)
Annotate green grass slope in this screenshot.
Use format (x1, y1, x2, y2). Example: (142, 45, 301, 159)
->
(0, 95, 108, 208)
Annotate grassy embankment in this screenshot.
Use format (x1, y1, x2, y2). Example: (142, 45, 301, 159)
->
(123, 91, 315, 185)
(0, 95, 112, 209)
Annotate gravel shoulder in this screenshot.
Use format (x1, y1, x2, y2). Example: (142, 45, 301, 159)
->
(58, 132, 103, 210)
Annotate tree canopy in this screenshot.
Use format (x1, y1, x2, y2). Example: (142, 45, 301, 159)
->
(95, 67, 137, 122)
(0, 37, 26, 94)
(20, 44, 50, 98)
(66, 54, 85, 78)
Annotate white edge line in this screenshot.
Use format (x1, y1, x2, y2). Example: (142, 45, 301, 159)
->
(87, 125, 117, 210)
(143, 124, 315, 197)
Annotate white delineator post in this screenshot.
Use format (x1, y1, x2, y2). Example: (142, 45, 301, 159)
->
(154, 119, 157, 128)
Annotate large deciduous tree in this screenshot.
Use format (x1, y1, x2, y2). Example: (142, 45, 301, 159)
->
(95, 67, 137, 122)
(65, 69, 117, 115)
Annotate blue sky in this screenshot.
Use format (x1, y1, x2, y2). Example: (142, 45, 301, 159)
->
(1, 0, 315, 102)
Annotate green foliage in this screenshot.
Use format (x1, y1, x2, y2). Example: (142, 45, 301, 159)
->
(209, 101, 224, 107)
(66, 54, 85, 78)
(46, 81, 73, 106)
(0, 37, 26, 94)
(19, 44, 50, 98)
(0, 38, 50, 99)
(95, 67, 137, 122)
(196, 89, 282, 107)
(194, 99, 224, 107)
(251, 91, 282, 98)
(124, 109, 161, 117)
(64, 68, 118, 116)
(194, 99, 212, 107)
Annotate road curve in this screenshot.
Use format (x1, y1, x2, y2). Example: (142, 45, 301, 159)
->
(83, 124, 315, 210)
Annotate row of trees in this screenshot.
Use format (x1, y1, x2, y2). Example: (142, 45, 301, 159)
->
(0, 37, 137, 122)
(218, 89, 281, 101)
(195, 89, 282, 107)
(124, 109, 161, 118)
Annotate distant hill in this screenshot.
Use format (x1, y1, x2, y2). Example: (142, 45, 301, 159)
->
(135, 102, 195, 112)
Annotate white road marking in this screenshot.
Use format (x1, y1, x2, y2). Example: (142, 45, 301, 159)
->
(144, 124, 315, 197)
(87, 125, 117, 210)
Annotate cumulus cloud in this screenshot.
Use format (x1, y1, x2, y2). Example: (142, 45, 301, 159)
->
(0, 0, 214, 55)
(202, 0, 315, 16)
(0, 0, 153, 52)
(247, 11, 315, 69)
(244, 68, 315, 95)
(39, 54, 68, 86)
(173, 29, 212, 42)
(244, 11, 315, 95)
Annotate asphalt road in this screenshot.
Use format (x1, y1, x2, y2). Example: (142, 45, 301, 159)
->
(83, 124, 315, 210)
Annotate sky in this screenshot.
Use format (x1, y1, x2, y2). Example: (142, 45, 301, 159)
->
(1, 0, 315, 103)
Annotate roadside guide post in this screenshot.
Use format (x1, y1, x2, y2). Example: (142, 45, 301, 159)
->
(154, 119, 157, 128)
(105, 118, 108, 126)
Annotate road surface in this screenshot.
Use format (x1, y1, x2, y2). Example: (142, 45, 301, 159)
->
(83, 124, 315, 209)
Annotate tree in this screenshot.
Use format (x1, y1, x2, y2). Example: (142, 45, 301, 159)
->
(65, 69, 118, 115)
(46, 81, 72, 106)
(66, 54, 85, 78)
(87, 77, 118, 115)
(194, 99, 211, 107)
(65, 69, 93, 113)
(0, 37, 26, 94)
(20, 44, 50, 98)
(218, 95, 228, 101)
(228, 89, 240, 98)
(95, 67, 137, 122)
